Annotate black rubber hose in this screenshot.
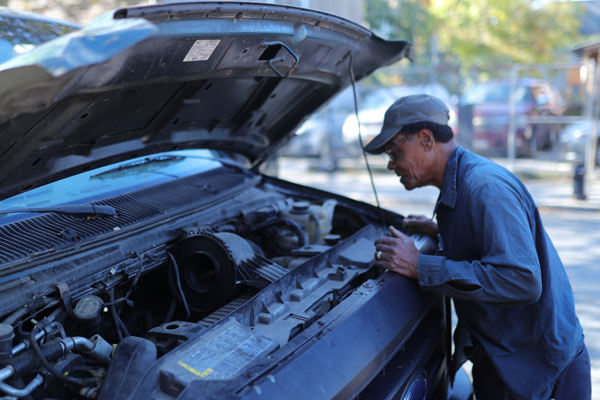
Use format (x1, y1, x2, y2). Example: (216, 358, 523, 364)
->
(103, 297, 129, 307)
(167, 252, 191, 320)
(250, 218, 306, 248)
(16, 307, 67, 342)
(118, 252, 144, 317)
(29, 328, 96, 387)
(3, 297, 59, 326)
(118, 317, 130, 338)
(109, 288, 123, 343)
(163, 298, 177, 324)
(1, 308, 28, 327)
(61, 291, 78, 321)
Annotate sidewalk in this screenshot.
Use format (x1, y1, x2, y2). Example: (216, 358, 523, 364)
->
(350, 156, 600, 212)
(498, 158, 600, 212)
(526, 178, 600, 212)
(279, 156, 600, 213)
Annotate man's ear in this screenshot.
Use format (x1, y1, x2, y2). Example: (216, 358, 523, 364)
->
(417, 129, 434, 150)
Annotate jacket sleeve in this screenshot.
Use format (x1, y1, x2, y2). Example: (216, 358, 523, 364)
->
(416, 181, 542, 306)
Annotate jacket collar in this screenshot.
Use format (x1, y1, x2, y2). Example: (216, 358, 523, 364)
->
(435, 146, 462, 212)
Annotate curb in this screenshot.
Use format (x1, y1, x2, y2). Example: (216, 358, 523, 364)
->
(312, 164, 574, 181)
(538, 205, 600, 213)
(513, 172, 571, 181)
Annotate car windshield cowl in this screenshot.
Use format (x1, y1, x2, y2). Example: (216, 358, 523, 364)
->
(0, 150, 223, 225)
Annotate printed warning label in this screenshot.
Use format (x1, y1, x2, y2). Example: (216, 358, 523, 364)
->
(183, 39, 220, 62)
(177, 324, 275, 380)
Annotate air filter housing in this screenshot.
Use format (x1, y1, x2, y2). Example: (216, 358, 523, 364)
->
(169, 229, 287, 313)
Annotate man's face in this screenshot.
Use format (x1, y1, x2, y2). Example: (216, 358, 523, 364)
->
(385, 131, 434, 191)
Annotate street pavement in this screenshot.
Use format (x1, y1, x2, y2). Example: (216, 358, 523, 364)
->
(542, 210, 600, 399)
(276, 156, 600, 399)
(277, 156, 600, 215)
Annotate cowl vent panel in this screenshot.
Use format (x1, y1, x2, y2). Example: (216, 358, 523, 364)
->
(0, 166, 252, 265)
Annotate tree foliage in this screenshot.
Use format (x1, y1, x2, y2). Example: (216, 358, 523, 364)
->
(429, 0, 583, 70)
(365, 0, 435, 65)
(365, 0, 583, 83)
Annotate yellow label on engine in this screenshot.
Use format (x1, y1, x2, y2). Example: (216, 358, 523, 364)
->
(177, 362, 213, 378)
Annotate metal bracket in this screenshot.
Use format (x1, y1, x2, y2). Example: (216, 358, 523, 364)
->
(261, 41, 299, 79)
(55, 282, 70, 299)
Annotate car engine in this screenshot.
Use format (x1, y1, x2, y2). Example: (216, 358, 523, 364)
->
(0, 163, 440, 399)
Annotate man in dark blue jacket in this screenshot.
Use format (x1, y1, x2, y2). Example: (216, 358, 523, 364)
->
(367, 94, 590, 400)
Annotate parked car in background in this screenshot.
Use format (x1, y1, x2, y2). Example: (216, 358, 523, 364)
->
(460, 79, 564, 155)
(558, 119, 600, 165)
(0, 7, 79, 63)
(342, 83, 458, 158)
(0, 3, 471, 400)
(279, 86, 359, 170)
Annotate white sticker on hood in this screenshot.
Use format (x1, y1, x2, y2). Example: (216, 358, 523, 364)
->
(183, 39, 220, 62)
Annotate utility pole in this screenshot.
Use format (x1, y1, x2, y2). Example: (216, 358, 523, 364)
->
(588, 59, 599, 180)
(507, 67, 517, 172)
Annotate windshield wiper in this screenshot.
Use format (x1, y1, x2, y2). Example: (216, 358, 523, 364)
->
(0, 205, 117, 218)
(91, 155, 184, 178)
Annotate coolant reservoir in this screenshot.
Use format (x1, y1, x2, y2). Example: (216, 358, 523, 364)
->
(279, 199, 337, 244)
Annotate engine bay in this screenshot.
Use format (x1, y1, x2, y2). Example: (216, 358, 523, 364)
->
(0, 164, 438, 399)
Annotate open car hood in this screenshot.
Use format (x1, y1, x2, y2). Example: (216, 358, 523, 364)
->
(0, 2, 412, 201)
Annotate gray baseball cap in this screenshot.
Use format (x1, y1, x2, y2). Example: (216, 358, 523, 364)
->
(363, 94, 450, 154)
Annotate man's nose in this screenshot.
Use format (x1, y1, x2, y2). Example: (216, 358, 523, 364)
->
(387, 160, 396, 170)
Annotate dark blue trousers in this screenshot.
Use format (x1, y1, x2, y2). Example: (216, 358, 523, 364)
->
(469, 343, 591, 400)
(550, 344, 591, 400)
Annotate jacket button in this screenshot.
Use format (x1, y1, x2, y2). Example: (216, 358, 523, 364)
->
(427, 278, 433, 284)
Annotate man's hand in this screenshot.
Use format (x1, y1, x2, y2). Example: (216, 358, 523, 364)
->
(374, 226, 420, 279)
(402, 214, 439, 239)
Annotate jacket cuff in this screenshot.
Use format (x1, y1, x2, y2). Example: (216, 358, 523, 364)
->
(417, 254, 444, 287)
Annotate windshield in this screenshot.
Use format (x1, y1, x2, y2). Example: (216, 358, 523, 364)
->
(0, 149, 221, 223)
(462, 83, 533, 105)
(0, 15, 77, 63)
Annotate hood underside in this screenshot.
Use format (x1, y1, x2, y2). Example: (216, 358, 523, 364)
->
(0, 2, 412, 200)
